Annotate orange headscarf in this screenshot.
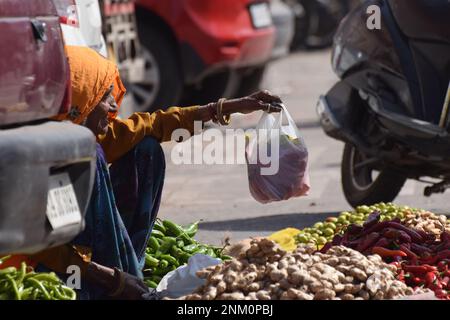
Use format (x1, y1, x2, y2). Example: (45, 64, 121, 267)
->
(55, 46, 126, 124)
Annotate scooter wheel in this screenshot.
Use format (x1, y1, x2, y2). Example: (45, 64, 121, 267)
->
(341, 143, 406, 208)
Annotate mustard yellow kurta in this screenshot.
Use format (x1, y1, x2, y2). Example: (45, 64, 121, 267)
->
(98, 106, 199, 163)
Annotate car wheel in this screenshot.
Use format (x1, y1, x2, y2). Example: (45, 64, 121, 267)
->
(289, 0, 310, 50)
(129, 26, 183, 113)
(291, 0, 350, 50)
(234, 66, 267, 97)
(181, 70, 232, 106)
(341, 143, 406, 208)
(304, 0, 348, 49)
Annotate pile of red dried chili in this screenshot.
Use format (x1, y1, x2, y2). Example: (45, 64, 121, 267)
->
(320, 211, 450, 299)
(394, 260, 449, 299)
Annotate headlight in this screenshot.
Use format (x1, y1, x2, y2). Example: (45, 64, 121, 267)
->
(330, 3, 368, 77)
(331, 42, 343, 75)
(331, 40, 366, 78)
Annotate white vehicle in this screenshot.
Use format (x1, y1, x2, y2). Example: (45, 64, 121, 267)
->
(52, 0, 145, 86)
(53, 0, 108, 57)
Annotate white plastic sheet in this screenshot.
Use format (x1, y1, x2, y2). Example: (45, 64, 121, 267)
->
(156, 254, 222, 299)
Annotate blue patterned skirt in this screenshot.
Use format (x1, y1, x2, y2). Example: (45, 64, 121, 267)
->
(41, 137, 165, 299)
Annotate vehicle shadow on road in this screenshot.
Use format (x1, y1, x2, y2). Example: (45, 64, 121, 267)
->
(199, 212, 341, 232)
(200, 212, 450, 233)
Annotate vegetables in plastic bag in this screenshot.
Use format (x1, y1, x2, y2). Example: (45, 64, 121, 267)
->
(245, 104, 310, 203)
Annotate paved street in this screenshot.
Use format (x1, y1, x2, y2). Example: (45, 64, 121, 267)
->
(156, 50, 450, 246)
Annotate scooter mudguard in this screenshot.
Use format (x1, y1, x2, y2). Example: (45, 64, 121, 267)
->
(317, 81, 359, 143)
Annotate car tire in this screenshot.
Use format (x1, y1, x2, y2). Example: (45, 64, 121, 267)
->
(291, 0, 350, 50)
(305, 0, 349, 50)
(181, 70, 231, 106)
(129, 25, 183, 113)
(289, 0, 311, 51)
(234, 66, 267, 97)
(341, 143, 406, 208)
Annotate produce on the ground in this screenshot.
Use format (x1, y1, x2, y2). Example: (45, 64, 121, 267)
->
(149, 205, 448, 299)
(321, 211, 450, 299)
(402, 210, 450, 238)
(179, 238, 427, 300)
(395, 260, 449, 300)
(0, 256, 76, 300)
(268, 228, 301, 251)
(294, 203, 415, 246)
(143, 219, 231, 288)
(223, 237, 263, 258)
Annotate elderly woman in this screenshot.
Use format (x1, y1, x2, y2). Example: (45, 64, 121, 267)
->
(31, 46, 282, 300)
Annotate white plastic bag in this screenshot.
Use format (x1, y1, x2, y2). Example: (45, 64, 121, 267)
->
(156, 254, 222, 299)
(245, 104, 310, 203)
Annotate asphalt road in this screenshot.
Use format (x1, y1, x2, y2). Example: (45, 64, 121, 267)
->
(154, 50, 450, 246)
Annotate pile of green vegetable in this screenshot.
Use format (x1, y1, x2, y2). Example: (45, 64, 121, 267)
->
(295, 203, 418, 246)
(143, 219, 231, 288)
(0, 256, 76, 300)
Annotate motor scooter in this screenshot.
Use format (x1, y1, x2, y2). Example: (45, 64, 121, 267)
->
(317, 0, 450, 207)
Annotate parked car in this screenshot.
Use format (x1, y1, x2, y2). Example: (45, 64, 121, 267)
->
(129, 0, 276, 113)
(54, 0, 146, 83)
(270, 0, 295, 60)
(99, 0, 146, 83)
(0, 0, 96, 255)
(231, 0, 295, 102)
(286, 0, 361, 50)
(53, 0, 108, 56)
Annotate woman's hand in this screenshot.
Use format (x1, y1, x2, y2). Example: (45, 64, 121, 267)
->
(222, 90, 283, 115)
(195, 90, 283, 123)
(109, 268, 150, 300)
(84, 262, 150, 300)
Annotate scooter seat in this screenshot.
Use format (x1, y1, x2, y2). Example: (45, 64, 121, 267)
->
(388, 0, 450, 44)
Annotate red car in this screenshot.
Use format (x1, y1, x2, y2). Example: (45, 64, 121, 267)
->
(131, 0, 275, 112)
(0, 0, 96, 255)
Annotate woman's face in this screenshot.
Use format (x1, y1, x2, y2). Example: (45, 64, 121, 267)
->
(85, 85, 118, 136)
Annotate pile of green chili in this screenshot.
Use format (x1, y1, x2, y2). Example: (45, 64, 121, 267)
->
(143, 219, 231, 288)
(0, 256, 76, 300)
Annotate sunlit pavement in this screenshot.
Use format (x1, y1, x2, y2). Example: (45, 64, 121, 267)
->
(153, 50, 450, 245)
